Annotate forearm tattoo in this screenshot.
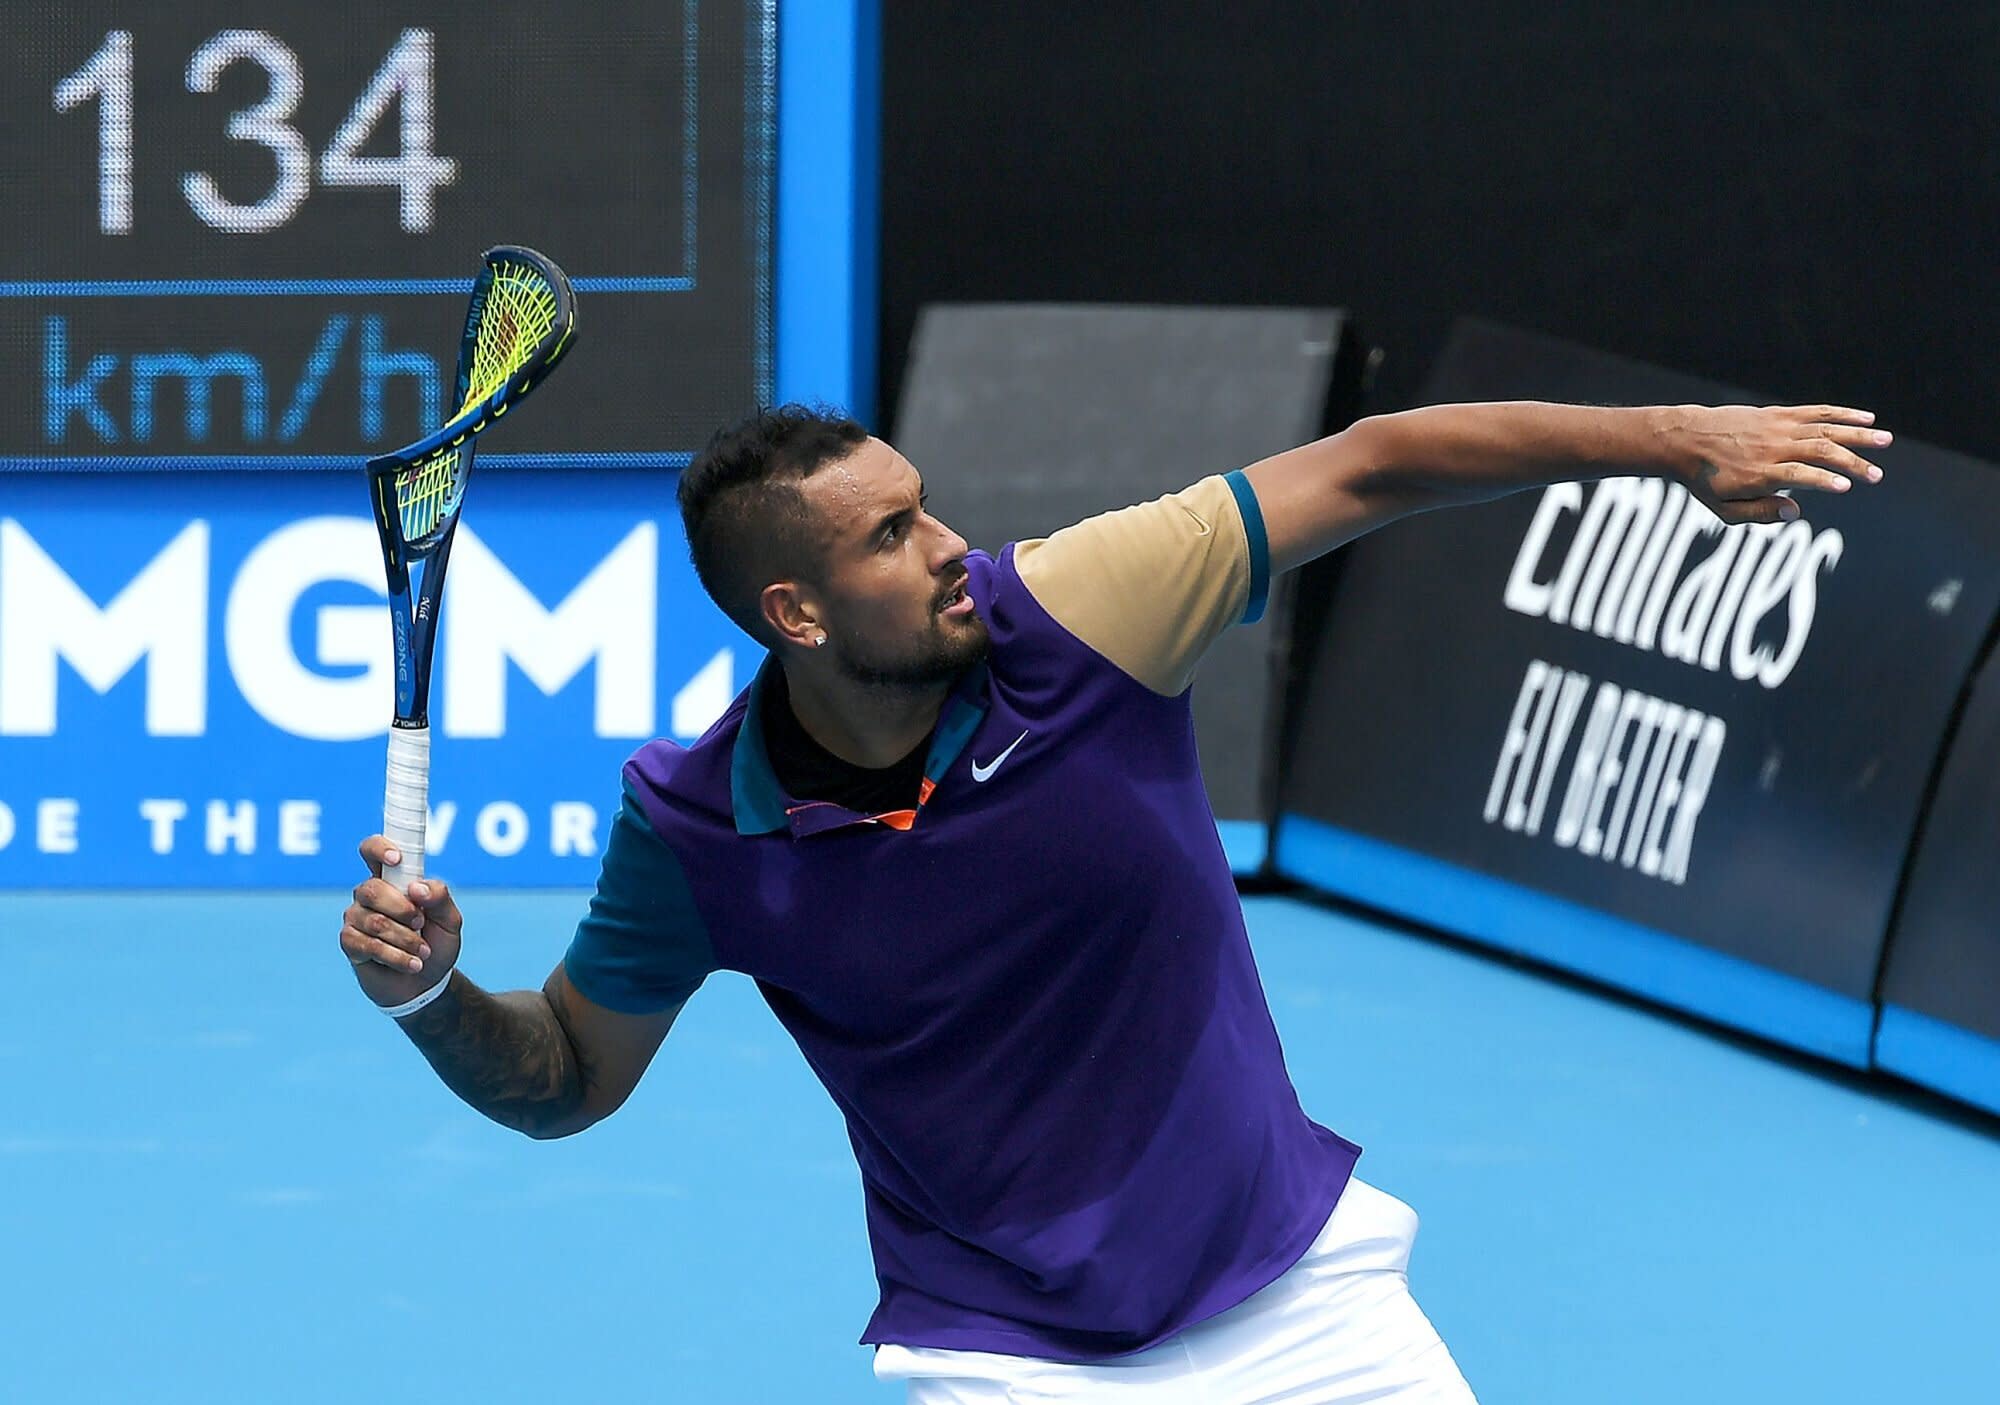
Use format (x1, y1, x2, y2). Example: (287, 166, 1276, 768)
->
(398, 977, 588, 1137)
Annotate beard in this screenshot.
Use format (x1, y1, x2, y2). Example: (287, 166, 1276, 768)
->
(832, 614, 990, 690)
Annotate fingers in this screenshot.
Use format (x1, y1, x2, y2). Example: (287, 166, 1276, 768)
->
(357, 834, 394, 879)
(1796, 424, 1889, 484)
(344, 835, 448, 977)
(406, 876, 464, 937)
(1764, 406, 1892, 482)
(1775, 462, 1857, 496)
(347, 862, 430, 972)
(1712, 495, 1800, 526)
(1785, 404, 1876, 428)
(351, 871, 423, 926)
(339, 917, 431, 974)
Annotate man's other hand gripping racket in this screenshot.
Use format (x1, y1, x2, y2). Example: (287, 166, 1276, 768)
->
(342, 246, 576, 1014)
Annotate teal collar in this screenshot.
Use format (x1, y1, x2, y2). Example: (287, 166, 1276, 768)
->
(730, 655, 992, 836)
(729, 658, 792, 835)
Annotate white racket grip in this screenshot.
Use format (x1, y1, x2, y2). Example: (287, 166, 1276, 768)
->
(383, 724, 431, 892)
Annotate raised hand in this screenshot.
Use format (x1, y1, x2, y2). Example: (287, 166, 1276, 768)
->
(1675, 404, 1889, 525)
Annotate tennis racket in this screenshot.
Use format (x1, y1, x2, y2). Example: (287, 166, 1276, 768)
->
(367, 245, 576, 894)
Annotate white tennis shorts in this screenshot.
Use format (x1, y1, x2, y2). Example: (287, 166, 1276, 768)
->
(873, 1179, 1477, 1403)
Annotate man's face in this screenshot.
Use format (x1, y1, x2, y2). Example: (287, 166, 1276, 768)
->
(795, 437, 988, 688)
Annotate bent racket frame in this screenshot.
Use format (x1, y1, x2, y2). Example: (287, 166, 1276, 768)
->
(367, 245, 576, 892)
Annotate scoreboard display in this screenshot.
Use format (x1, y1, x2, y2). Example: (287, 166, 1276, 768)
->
(5, 0, 775, 468)
(0, 0, 865, 890)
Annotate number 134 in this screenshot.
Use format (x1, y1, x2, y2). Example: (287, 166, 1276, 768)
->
(54, 28, 457, 236)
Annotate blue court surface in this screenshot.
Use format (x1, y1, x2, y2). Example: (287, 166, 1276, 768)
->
(6, 889, 1996, 1403)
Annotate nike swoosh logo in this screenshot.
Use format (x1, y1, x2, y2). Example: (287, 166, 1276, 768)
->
(1179, 505, 1214, 537)
(970, 730, 1030, 782)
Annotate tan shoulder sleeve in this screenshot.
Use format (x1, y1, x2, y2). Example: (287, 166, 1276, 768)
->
(1013, 474, 1254, 695)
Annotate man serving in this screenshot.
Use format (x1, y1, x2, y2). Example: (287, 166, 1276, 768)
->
(341, 398, 1885, 1401)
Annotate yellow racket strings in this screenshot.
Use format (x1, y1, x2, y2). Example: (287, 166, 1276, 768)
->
(459, 260, 561, 413)
(392, 259, 559, 544)
(395, 442, 472, 544)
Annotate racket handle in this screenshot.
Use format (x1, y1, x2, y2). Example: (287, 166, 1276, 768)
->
(383, 724, 431, 892)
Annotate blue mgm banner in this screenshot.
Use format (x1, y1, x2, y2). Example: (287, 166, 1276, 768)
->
(1, 0, 879, 888)
(0, 471, 746, 887)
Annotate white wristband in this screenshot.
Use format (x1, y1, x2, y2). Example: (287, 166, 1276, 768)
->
(379, 968, 456, 1020)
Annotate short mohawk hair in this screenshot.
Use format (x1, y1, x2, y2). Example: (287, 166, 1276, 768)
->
(678, 404, 870, 644)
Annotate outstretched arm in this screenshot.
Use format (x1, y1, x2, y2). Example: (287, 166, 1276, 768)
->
(1243, 401, 1890, 576)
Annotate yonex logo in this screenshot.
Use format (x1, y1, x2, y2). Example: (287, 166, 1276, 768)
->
(970, 730, 1030, 782)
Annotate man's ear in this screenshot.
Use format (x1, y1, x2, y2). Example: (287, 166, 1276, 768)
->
(760, 580, 823, 652)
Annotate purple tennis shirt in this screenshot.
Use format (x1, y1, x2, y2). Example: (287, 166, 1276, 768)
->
(564, 472, 1359, 1361)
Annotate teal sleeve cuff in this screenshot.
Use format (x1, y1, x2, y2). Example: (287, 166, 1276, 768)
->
(564, 789, 717, 1014)
(1224, 469, 1271, 625)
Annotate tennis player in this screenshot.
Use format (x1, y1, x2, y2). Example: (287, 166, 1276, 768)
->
(341, 399, 1885, 1401)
